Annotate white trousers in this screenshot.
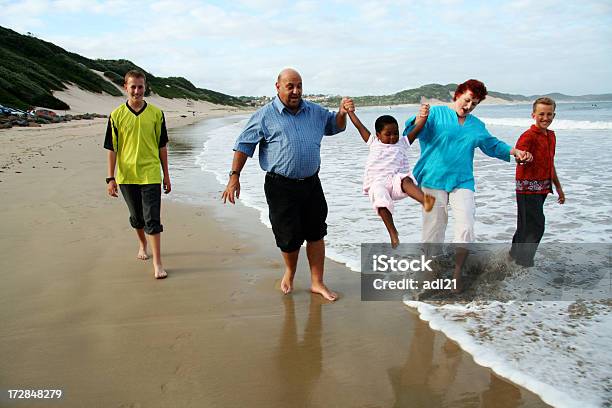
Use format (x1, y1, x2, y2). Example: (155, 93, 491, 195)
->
(421, 188, 475, 243)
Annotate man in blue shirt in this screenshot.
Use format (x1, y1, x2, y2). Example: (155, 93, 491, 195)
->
(222, 68, 352, 301)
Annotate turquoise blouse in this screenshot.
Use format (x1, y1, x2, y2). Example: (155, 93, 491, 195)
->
(403, 105, 511, 192)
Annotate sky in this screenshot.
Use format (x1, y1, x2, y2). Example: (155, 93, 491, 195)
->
(1, 0, 611, 97)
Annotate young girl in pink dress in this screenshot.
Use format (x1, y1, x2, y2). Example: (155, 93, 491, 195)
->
(347, 104, 435, 248)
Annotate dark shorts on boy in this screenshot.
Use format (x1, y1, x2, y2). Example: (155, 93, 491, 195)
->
(119, 184, 163, 235)
(264, 172, 328, 253)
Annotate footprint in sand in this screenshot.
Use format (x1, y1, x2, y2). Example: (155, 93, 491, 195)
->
(160, 361, 197, 394)
(169, 332, 192, 351)
(230, 289, 246, 301)
(244, 272, 257, 284)
(174, 363, 187, 375)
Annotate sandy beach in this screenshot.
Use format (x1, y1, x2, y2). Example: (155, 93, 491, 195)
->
(0, 104, 550, 407)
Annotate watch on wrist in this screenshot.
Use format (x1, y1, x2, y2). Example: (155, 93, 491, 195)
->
(229, 170, 240, 177)
(106, 177, 115, 184)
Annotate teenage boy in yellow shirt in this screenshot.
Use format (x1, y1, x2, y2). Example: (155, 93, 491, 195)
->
(104, 70, 171, 279)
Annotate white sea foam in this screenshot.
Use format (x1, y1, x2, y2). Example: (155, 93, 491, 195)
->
(187, 103, 612, 407)
(480, 117, 612, 130)
(405, 300, 612, 408)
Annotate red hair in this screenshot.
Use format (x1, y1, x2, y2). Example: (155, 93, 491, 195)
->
(453, 79, 487, 101)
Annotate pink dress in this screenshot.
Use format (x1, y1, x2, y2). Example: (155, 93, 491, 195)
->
(363, 135, 416, 214)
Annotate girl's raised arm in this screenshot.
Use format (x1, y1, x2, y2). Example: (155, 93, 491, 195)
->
(347, 110, 371, 143)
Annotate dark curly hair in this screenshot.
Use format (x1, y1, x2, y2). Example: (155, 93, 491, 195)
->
(374, 115, 398, 133)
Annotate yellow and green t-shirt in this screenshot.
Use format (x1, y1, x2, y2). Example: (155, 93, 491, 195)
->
(104, 102, 168, 184)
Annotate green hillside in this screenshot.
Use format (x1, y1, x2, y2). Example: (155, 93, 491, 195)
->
(319, 83, 532, 107)
(316, 85, 612, 108)
(0, 26, 245, 110)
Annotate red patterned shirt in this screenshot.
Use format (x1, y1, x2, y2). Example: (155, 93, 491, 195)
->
(515, 125, 556, 194)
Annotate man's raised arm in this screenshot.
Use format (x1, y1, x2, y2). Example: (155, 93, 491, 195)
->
(335, 97, 352, 130)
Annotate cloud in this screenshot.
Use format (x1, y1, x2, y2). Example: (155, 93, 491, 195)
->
(2, 0, 611, 96)
(294, 1, 318, 14)
(0, 0, 48, 30)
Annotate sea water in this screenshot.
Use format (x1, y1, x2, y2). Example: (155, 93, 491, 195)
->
(170, 102, 612, 407)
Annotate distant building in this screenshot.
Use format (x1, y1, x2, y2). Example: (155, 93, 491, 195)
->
(238, 95, 272, 107)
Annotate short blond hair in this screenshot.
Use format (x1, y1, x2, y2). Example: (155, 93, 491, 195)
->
(533, 97, 556, 112)
(124, 70, 146, 84)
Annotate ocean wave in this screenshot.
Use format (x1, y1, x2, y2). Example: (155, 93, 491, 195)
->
(405, 300, 611, 408)
(480, 117, 612, 130)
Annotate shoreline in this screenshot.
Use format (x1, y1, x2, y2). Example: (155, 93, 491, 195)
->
(0, 111, 550, 407)
(323, 98, 609, 111)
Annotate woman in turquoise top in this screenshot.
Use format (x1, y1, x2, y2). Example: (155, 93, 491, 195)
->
(403, 79, 532, 292)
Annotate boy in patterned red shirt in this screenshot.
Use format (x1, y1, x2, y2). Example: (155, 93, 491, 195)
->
(509, 97, 565, 267)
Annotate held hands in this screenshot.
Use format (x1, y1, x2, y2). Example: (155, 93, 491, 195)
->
(512, 149, 533, 163)
(222, 176, 240, 204)
(418, 103, 430, 118)
(107, 180, 118, 197)
(340, 97, 355, 114)
(415, 103, 430, 124)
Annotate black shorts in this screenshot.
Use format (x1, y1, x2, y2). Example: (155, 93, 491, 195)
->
(264, 172, 328, 253)
(119, 184, 163, 235)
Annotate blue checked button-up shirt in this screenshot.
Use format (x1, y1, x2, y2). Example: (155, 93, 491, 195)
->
(233, 96, 345, 179)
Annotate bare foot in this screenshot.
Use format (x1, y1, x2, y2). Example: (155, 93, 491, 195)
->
(390, 230, 400, 249)
(311, 282, 338, 301)
(137, 247, 149, 260)
(280, 270, 295, 294)
(423, 193, 436, 212)
(154, 265, 168, 279)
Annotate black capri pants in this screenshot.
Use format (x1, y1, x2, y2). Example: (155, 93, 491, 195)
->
(264, 172, 328, 253)
(119, 184, 163, 235)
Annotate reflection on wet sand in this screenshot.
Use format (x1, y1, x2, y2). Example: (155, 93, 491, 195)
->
(276, 296, 322, 407)
(271, 295, 542, 407)
(388, 317, 452, 407)
(387, 316, 542, 407)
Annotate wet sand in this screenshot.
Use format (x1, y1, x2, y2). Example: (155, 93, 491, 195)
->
(0, 115, 550, 407)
